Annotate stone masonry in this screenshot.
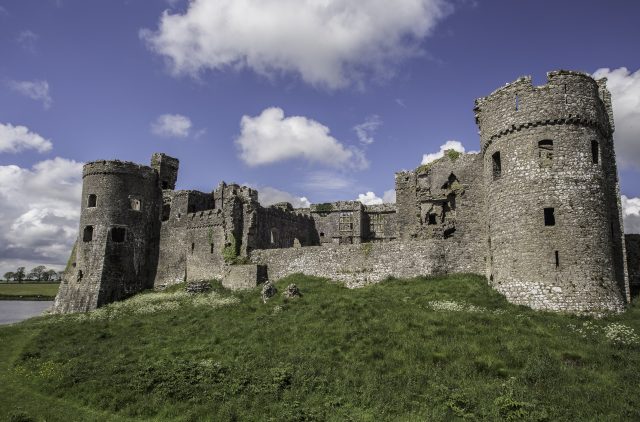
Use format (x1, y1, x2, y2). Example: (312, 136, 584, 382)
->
(53, 70, 635, 314)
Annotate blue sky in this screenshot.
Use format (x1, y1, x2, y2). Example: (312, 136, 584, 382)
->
(1, 0, 639, 273)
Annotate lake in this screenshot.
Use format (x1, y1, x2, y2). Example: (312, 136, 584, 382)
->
(0, 301, 53, 325)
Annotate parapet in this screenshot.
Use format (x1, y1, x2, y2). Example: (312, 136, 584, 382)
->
(83, 160, 156, 179)
(474, 70, 613, 152)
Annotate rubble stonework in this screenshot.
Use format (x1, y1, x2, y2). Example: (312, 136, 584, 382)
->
(53, 70, 635, 315)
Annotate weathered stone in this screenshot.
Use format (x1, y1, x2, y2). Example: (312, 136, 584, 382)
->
(222, 264, 268, 291)
(283, 284, 302, 299)
(185, 281, 212, 294)
(261, 281, 277, 303)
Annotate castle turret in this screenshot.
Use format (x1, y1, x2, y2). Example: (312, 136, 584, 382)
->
(53, 159, 163, 313)
(151, 152, 179, 190)
(475, 70, 629, 312)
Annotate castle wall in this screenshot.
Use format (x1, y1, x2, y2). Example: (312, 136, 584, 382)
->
(253, 205, 318, 249)
(185, 211, 228, 281)
(626, 235, 640, 297)
(54, 160, 161, 313)
(363, 204, 398, 241)
(250, 239, 483, 288)
(476, 71, 627, 313)
(310, 201, 365, 244)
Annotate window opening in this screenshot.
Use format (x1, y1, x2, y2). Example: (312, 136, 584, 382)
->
(83, 226, 94, 242)
(161, 204, 170, 221)
(191, 243, 195, 253)
(544, 208, 556, 226)
(591, 140, 599, 164)
(320, 232, 325, 237)
(515, 94, 519, 111)
(162, 181, 168, 189)
(538, 140, 553, 166)
(210, 243, 214, 254)
(428, 213, 438, 225)
(111, 227, 126, 242)
(555, 251, 560, 268)
(87, 194, 97, 208)
(492, 151, 502, 180)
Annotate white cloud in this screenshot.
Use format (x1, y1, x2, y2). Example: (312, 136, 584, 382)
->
(0, 122, 53, 153)
(258, 186, 311, 208)
(0, 157, 83, 275)
(622, 195, 640, 234)
(151, 113, 192, 138)
(593, 67, 640, 169)
(301, 171, 354, 192)
(354, 115, 382, 145)
(236, 107, 368, 170)
(7, 80, 52, 109)
(141, 0, 452, 89)
(421, 140, 475, 165)
(16, 30, 38, 53)
(357, 189, 396, 205)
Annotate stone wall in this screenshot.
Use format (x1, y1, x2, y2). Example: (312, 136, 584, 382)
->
(250, 238, 484, 288)
(310, 201, 365, 244)
(626, 235, 640, 297)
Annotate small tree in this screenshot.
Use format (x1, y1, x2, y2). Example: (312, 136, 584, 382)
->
(3, 272, 14, 282)
(15, 267, 26, 283)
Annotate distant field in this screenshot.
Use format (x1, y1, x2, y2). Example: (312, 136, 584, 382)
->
(0, 283, 59, 300)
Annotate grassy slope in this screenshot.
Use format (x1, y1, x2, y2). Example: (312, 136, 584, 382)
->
(0, 283, 60, 300)
(1, 274, 639, 421)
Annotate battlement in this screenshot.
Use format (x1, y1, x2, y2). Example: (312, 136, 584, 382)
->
(83, 160, 156, 179)
(474, 70, 613, 153)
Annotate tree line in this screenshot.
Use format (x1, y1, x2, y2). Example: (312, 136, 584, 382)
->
(2, 266, 64, 283)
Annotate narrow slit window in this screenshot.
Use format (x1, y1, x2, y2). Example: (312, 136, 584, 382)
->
(544, 208, 556, 226)
(538, 140, 553, 166)
(83, 226, 93, 242)
(210, 243, 214, 254)
(191, 242, 195, 253)
(555, 251, 560, 268)
(492, 151, 502, 180)
(515, 94, 519, 111)
(111, 227, 126, 242)
(591, 140, 599, 164)
(428, 213, 437, 225)
(87, 194, 97, 208)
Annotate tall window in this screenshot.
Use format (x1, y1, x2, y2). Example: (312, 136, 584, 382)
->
(591, 140, 599, 164)
(492, 152, 502, 180)
(538, 140, 553, 167)
(339, 212, 353, 232)
(544, 208, 556, 226)
(83, 226, 93, 242)
(87, 194, 97, 208)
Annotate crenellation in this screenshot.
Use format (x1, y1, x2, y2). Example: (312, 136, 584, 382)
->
(53, 70, 634, 315)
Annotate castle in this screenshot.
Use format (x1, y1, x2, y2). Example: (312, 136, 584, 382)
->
(53, 70, 640, 314)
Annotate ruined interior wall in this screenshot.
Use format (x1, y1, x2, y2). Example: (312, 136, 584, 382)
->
(250, 239, 484, 288)
(310, 201, 364, 244)
(363, 204, 398, 241)
(253, 206, 318, 249)
(626, 234, 640, 297)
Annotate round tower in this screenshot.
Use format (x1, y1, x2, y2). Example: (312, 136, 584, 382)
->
(474, 70, 628, 313)
(55, 160, 162, 312)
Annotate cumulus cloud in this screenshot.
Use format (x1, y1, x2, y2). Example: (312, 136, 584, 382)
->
(236, 107, 368, 170)
(258, 186, 311, 208)
(0, 123, 53, 153)
(357, 189, 396, 205)
(421, 140, 476, 165)
(0, 158, 83, 275)
(141, 0, 452, 89)
(593, 67, 640, 169)
(7, 80, 52, 108)
(354, 115, 382, 145)
(151, 113, 192, 138)
(622, 195, 640, 234)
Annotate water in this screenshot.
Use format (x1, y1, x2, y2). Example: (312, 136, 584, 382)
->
(0, 301, 53, 325)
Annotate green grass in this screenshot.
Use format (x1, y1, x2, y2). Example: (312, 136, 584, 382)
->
(0, 283, 60, 300)
(1, 274, 640, 421)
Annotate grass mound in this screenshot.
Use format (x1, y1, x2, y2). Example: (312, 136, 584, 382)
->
(1, 274, 640, 421)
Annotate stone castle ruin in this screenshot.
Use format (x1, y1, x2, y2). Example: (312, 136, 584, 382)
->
(53, 70, 640, 314)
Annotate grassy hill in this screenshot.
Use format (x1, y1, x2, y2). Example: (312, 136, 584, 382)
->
(1, 274, 639, 421)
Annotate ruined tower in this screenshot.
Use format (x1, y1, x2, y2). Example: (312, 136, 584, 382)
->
(53, 159, 164, 313)
(474, 70, 629, 312)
